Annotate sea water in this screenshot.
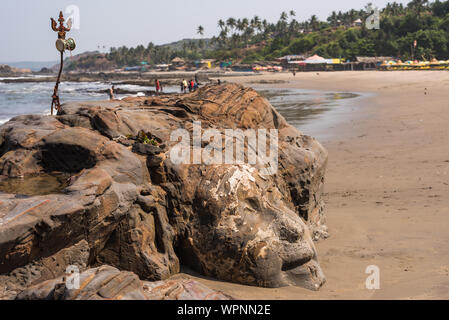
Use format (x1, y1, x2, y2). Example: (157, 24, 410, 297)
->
(0, 80, 179, 125)
(257, 87, 366, 141)
(0, 80, 364, 142)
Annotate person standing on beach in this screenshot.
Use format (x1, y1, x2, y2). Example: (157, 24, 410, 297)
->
(155, 79, 161, 94)
(182, 79, 188, 93)
(108, 85, 115, 100)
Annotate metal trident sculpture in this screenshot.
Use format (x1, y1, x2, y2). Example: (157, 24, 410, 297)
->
(50, 11, 76, 115)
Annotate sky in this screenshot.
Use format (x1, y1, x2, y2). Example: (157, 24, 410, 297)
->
(0, 0, 411, 62)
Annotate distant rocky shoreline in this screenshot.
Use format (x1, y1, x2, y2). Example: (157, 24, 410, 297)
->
(0, 70, 258, 85)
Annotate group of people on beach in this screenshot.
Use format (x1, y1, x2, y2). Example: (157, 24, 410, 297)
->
(107, 75, 201, 100)
(180, 78, 199, 93)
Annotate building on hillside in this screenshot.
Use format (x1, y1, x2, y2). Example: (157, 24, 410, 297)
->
(352, 19, 363, 27)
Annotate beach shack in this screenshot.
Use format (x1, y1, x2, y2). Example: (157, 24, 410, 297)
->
(220, 61, 232, 69)
(303, 54, 328, 71)
(277, 55, 306, 68)
(355, 56, 394, 70)
(231, 64, 253, 72)
(170, 57, 186, 70)
(194, 59, 216, 70)
(153, 64, 170, 72)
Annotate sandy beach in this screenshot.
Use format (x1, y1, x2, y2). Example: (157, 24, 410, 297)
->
(174, 71, 449, 299)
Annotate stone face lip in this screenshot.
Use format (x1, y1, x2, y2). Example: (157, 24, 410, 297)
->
(0, 83, 328, 299)
(16, 265, 232, 300)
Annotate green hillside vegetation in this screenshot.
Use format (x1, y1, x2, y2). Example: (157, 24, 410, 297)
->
(76, 0, 449, 69)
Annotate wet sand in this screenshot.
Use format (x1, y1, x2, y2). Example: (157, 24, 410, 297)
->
(181, 71, 449, 299)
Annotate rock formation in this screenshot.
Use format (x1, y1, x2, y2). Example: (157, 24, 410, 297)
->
(16, 265, 231, 300)
(0, 84, 328, 300)
(0, 64, 32, 77)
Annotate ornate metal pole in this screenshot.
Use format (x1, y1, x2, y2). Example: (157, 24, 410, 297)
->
(50, 11, 76, 115)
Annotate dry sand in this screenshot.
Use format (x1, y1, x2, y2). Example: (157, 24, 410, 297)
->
(178, 71, 449, 299)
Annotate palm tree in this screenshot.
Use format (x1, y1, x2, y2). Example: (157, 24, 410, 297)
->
(253, 15, 261, 32)
(309, 15, 319, 31)
(240, 18, 250, 47)
(262, 19, 269, 32)
(328, 11, 338, 27)
(288, 19, 300, 38)
(261, 19, 270, 40)
(197, 25, 204, 36)
(226, 17, 236, 31)
(409, 0, 429, 15)
(280, 11, 288, 22)
(218, 27, 229, 47)
(218, 19, 225, 30)
(290, 10, 296, 18)
(236, 19, 243, 34)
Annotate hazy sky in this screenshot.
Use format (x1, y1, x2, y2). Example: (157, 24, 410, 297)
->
(0, 0, 410, 62)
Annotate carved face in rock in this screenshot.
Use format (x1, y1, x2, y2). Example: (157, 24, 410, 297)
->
(178, 165, 325, 289)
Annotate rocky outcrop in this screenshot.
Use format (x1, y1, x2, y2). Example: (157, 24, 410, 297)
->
(0, 65, 32, 77)
(16, 265, 231, 300)
(0, 84, 328, 299)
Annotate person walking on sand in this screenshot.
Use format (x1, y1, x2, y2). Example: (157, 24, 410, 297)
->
(108, 85, 115, 100)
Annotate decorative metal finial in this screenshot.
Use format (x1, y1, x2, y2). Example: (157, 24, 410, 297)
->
(50, 11, 76, 115)
(51, 11, 71, 40)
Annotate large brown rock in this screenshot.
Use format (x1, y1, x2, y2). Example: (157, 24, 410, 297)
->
(16, 265, 231, 300)
(0, 84, 328, 299)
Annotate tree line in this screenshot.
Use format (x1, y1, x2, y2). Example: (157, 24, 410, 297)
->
(99, 0, 449, 68)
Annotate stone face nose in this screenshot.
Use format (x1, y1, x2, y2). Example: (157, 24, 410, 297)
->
(278, 219, 304, 243)
(267, 207, 325, 289)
